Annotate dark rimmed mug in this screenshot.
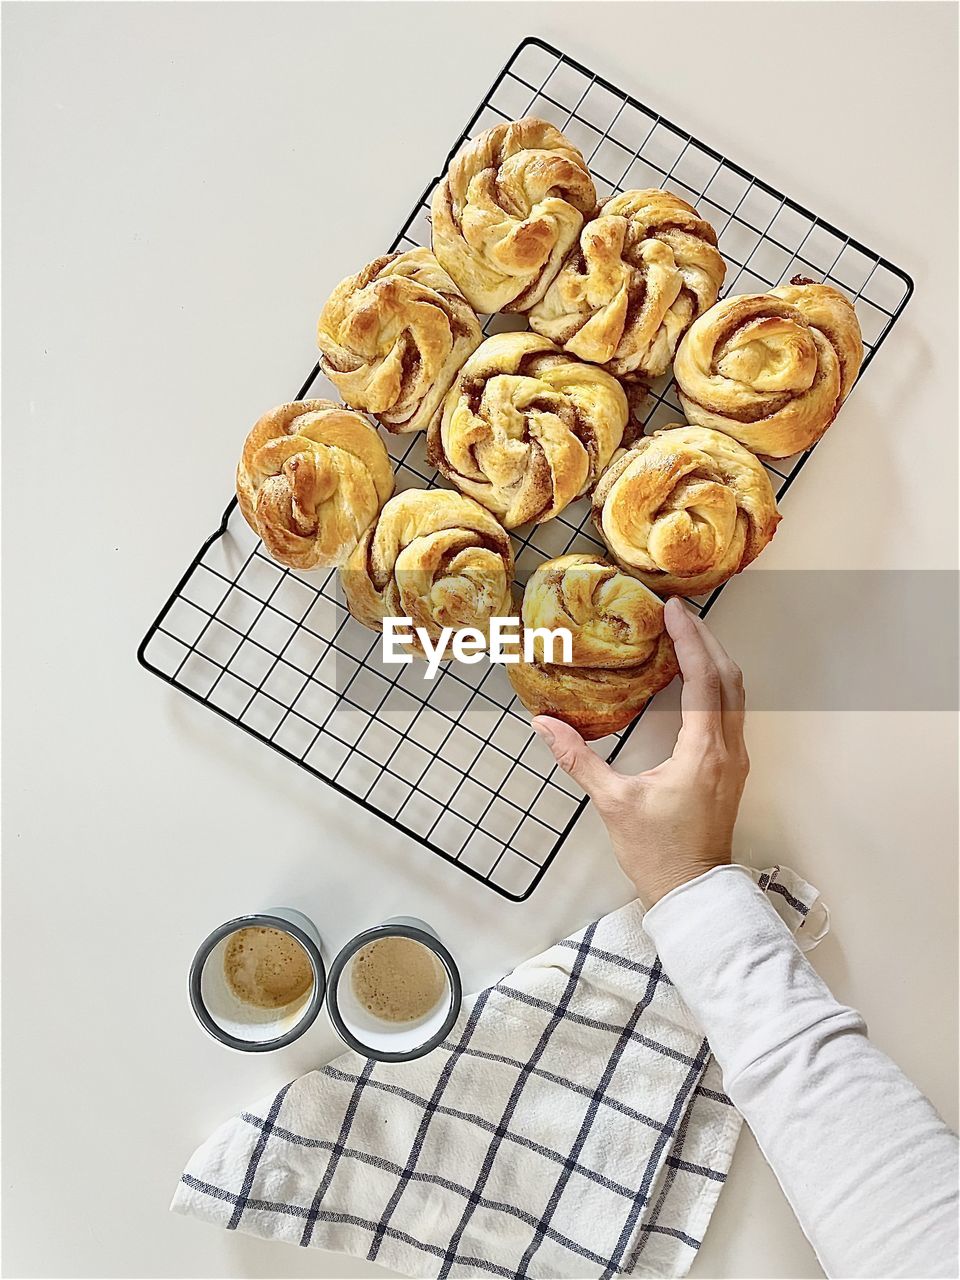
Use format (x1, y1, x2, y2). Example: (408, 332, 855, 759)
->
(189, 908, 326, 1053)
(326, 916, 462, 1063)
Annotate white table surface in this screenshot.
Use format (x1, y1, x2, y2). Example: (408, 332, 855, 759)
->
(3, 3, 957, 1277)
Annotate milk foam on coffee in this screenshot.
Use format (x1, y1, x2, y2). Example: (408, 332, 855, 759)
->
(223, 926, 313, 1009)
(351, 936, 446, 1023)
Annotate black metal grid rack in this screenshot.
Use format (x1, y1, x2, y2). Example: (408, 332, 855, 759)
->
(138, 37, 913, 900)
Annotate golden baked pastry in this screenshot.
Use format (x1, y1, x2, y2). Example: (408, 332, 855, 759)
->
(673, 278, 864, 457)
(341, 489, 514, 657)
(431, 117, 597, 314)
(428, 332, 628, 528)
(237, 400, 394, 571)
(508, 554, 679, 740)
(769, 278, 864, 400)
(528, 189, 725, 379)
(316, 248, 482, 434)
(592, 424, 781, 597)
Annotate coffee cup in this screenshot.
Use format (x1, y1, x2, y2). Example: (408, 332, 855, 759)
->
(326, 916, 461, 1062)
(189, 908, 326, 1052)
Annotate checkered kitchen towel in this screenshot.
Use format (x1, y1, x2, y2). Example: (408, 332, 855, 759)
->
(173, 866, 827, 1278)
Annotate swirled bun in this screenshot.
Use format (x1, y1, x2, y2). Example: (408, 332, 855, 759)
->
(237, 400, 393, 571)
(769, 279, 864, 401)
(592, 424, 780, 596)
(317, 248, 482, 434)
(528, 189, 725, 380)
(431, 117, 597, 314)
(341, 489, 514, 658)
(673, 278, 863, 457)
(508, 554, 679, 740)
(428, 332, 627, 528)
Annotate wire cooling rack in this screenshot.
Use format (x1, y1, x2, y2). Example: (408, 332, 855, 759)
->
(139, 36, 913, 900)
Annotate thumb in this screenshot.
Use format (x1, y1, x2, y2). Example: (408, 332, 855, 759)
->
(532, 716, 616, 800)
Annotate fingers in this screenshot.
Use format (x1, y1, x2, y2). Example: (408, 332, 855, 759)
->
(663, 599, 747, 762)
(532, 717, 617, 801)
(688, 611, 746, 759)
(664, 598, 724, 750)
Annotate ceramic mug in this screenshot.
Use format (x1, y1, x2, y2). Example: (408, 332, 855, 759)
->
(326, 916, 462, 1062)
(189, 907, 326, 1052)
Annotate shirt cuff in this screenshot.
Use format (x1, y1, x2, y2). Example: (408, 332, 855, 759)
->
(642, 863, 861, 1084)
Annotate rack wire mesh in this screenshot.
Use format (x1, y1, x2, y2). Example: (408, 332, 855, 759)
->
(138, 36, 913, 900)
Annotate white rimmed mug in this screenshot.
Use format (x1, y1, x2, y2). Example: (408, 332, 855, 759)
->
(326, 916, 462, 1062)
(189, 908, 326, 1052)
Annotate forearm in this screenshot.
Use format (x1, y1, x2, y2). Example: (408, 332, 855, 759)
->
(643, 866, 959, 1279)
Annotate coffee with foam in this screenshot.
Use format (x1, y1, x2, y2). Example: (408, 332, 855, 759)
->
(350, 936, 447, 1023)
(223, 926, 313, 1009)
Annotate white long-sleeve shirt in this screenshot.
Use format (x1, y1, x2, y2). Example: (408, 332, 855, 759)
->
(643, 865, 959, 1279)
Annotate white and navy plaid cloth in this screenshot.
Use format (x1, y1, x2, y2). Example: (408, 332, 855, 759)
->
(173, 866, 826, 1278)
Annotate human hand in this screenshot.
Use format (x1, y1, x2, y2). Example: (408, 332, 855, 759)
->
(532, 597, 749, 906)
